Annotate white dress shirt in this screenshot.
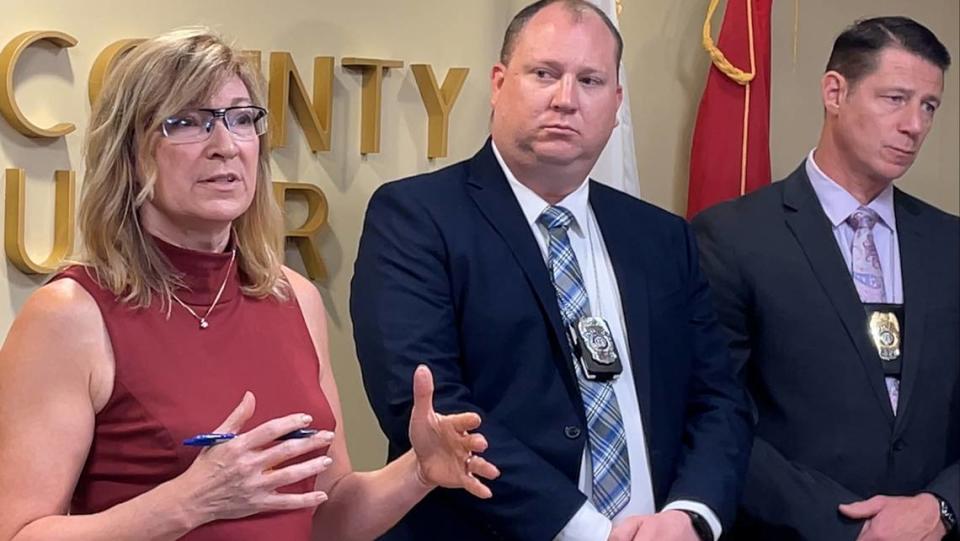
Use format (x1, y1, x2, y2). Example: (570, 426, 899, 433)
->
(805, 150, 903, 303)
(492, 143, 722, 541)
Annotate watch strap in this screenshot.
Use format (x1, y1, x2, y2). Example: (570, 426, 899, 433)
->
(934, 494, 958, 534)
(679, 509, 715, 541)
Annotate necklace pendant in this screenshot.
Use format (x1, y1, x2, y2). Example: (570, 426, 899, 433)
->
(199, 319, 209, 329)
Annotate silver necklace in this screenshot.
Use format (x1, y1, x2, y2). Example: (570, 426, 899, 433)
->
(584, 210, 604, 319)
(170, 249, 236, 329)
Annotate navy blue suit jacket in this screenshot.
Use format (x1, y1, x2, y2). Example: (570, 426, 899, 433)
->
(350, 141, 752, 540)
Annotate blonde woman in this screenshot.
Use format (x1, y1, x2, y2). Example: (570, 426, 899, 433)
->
(0, 29, 498, 541)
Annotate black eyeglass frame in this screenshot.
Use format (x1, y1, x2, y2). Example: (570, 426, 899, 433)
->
(160, 105, 268, 143)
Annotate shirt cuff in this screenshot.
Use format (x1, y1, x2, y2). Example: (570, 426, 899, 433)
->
(662, 500, 722, 541)
(554, 500, 612, 541)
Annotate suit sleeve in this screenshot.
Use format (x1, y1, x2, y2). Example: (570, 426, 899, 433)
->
(691, 212, 864, 541)
(924, 213, 960, 538)
(926, 458, 960, 538)
(350, 184, 586, 540)
(660, 223, 754, 530)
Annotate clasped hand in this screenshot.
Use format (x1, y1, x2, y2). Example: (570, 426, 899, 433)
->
(609, 510, 700, 541)
(840, 494, 947, 541)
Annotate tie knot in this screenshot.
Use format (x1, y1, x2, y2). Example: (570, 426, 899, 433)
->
(846, 207, 880, 231)
(538, 206, 575, 231)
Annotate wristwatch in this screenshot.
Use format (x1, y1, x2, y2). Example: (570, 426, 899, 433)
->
(934, 494, 958, 534)
(679, 510, 714, 541)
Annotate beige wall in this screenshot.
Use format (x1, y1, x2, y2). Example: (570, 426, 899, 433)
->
(0, 1, 956, 472)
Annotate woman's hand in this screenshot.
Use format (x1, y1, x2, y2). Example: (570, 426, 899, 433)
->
(175, 392, 334, 525)
(407, 365, 501, 499)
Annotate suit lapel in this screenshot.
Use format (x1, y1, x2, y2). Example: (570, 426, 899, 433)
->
(464, 141, 582, 405)
(892, 190, 928, 431)
(590, 184, 653, 433)
(781, 168, 895, 421)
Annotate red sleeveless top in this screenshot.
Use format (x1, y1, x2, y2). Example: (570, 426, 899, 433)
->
(56, 238, 335, 540)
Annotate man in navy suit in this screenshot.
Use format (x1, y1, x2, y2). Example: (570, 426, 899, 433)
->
(350, 1, 751, 539)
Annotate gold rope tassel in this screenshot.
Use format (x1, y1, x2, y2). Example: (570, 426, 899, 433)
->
(702, 0, 757, 195)
(793, 0, 800, 67)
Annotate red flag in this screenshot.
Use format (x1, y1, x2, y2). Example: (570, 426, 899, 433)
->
(687, 0, 772, 219)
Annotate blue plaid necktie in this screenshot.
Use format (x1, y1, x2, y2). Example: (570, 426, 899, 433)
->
(538, 205, 631, 518)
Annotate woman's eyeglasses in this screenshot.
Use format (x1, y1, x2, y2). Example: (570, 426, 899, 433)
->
(160, 106, 268, 143)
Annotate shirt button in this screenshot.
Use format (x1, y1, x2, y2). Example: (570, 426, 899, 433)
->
(564, 426, 582, 439)
(893, 439, 906, 452)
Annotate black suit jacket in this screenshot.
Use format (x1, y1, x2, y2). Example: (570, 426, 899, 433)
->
(692, 165, 960, 540)
(350, 141, 752, 540)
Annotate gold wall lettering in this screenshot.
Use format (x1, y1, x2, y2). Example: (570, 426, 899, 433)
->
(0, 31, 470, 157)
(87, 38, 144, 106)
(0, 31, 78, 138)
(4, 168, 75, 274)
(342, 57, 404, 154)
(410, 64, 468, 159)
(0, 30, 473, 277)
(268, 53, 334, 152)
(273, 181, 328, 280)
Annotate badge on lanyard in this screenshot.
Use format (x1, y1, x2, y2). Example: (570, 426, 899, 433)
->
(869, 311, 901, 362)
(569, 316, 623, 381)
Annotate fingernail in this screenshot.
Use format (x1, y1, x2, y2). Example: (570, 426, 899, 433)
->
(301, 414, 312, 424)
(317, 430, 335, 442)
(317, 492, 328, 503)
(321, 456, 333, 466)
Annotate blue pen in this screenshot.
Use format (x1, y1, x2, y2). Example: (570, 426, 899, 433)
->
(276, 428, 320, 440)
(183, 428, 319, 446)
(182, 433, 236, 446)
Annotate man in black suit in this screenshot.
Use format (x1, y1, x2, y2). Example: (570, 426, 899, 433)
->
(693, 17, 958, 541)
(350, 1, 752, 539)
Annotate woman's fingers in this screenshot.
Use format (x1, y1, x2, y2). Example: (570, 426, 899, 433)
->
(235, 412, 315, 449)
(461, 472, 494, 499)
(405, 364, 500, 500)
(465, 455, 499, 481)
(444, 411, 482, 433)
(260, 490, 329, 512)
(212, 391, 256, 434)
(258, 430, 335, 470)
(465, 433, 488, 453)
(452, 454, 498, 499)
(260, 453, 334, 490)
(410, 364, 436, 424)
(186, 409, 337, 523)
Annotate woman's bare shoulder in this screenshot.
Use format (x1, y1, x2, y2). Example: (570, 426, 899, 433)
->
(280, 266, 326, 317)
(20, 277, 103, 324)
(3, 277, 114, 409)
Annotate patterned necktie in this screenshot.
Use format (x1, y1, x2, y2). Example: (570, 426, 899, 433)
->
(538, 206, 631, 518)
(846, 206, 898, 412)
(846, 207, 885, 303)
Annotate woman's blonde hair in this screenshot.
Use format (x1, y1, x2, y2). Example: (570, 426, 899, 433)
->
(79, 27, 287, 308)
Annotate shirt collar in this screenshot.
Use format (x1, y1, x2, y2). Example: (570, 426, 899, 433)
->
(492, 141, 591, 234)
(805, 149, 896, 232)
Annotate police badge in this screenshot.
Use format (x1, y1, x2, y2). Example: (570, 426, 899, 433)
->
(569, 316, 623, 381)
(869, 311, 901, 362)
